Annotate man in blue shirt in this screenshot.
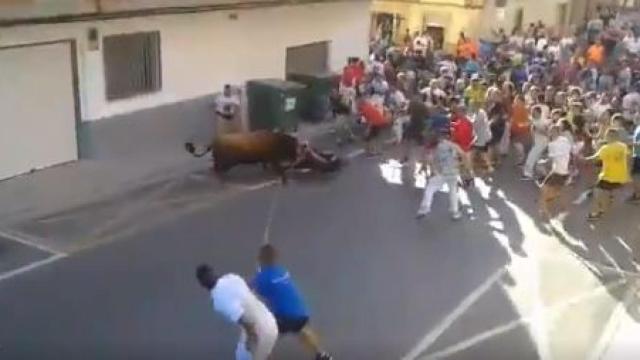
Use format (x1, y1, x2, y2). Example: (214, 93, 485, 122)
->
(253, 245, 332, 360)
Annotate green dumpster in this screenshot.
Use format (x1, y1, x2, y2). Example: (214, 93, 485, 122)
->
(246, 79, 305, 132)
(286, 73, 338, 122)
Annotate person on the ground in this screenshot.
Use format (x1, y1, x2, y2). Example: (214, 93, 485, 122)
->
(585, 128, 631, 221)
(253, 245, 333, 360)
(196, 264, 278, 360)
(539, 124, 572, 219)
(416, 128, 471, 220)
(523, 105, 550, 180)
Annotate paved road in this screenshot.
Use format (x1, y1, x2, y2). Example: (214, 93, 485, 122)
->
(1, 145, 639, 359)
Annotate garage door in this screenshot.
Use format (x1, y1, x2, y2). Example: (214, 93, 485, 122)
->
(0, 41, 78, 180)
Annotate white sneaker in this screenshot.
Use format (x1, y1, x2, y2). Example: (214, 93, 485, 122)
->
(451, 211, 462, 220)
(415, 211, 430, 219)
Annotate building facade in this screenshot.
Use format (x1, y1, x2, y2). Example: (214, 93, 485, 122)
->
(0, 0, 371, 180)
(371, 0, 484, 51)
(480, 0, 624, 36)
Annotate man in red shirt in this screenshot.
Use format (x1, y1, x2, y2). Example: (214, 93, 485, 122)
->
(340, 58, 364, 114)
(450, 103, 475, 185)
(341, 58, 364, 88)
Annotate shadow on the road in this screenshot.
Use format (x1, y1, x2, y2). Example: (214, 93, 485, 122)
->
(479, 156, 640, 324)
(552, 203, 640, 322)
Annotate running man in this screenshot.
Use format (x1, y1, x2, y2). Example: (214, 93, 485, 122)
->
(539, 125, 572, 219)
(416, 128, 472, 220)
(253, 245, 333, 360)
(196, 264, 278, 360)
(470, 103, 493, 174)
(523, 105, 550, 180)
(586, 128, 631, 221)
(450, 102, 476, 187)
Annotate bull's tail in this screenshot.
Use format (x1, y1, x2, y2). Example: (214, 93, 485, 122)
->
(184, 142, 211, 158)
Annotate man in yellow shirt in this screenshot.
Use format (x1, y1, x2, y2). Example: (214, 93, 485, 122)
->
(464, 74, 486, 110)
(586, 128, 631, 221)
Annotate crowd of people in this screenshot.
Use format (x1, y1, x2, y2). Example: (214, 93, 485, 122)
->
(335, 8, 640, 222)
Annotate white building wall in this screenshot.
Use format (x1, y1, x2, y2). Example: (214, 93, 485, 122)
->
(0, 1, 370, 121)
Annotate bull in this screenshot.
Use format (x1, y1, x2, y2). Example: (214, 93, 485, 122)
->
(185, 130, 299, 183)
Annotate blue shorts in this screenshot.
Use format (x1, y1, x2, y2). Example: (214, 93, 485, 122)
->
(276, 316, 309, 334)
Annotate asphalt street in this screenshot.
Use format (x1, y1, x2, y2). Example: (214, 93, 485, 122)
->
(0, 143, 639, 360)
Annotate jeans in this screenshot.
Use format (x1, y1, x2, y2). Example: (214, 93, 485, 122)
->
(524, 139, 548, 178)
(418, 174, 460, 215)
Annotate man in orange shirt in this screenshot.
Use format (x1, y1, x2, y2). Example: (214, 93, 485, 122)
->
(358, 98, 391, 156)
(586, 40, 605, 67)
(510, 94, 530, 165)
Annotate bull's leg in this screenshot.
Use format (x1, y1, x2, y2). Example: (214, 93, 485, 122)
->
(271, 161, 288, 184)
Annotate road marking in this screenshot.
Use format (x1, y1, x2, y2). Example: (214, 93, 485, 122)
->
(419, 278, 627, 360)
(587, 281, 639, 360)
(0, 229, 63, 256)
(0, 254, 66, 282)
(422, 317, 521, 360)
(262, 187, 281, 245)
(401, 267, 508, 360)
(346, 149, 364, 159)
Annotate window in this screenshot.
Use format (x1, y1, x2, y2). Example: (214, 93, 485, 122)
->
(285, 41, 329, 75)
(557, 3, 568, 25)
(495, 0, 507, 8)
(514, 7, 524, 31)
(103, 31, 161, 101)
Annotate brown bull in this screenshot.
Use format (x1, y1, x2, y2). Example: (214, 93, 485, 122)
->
(185, 130, 298, 183)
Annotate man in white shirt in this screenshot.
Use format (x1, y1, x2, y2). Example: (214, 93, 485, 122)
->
(523, 105, 550, 180)
(413, 31, 433, 55)
(215, 84, 241, 135)
(539, 125, 572, 219)
(471, 106, 493, 174)
(591, 93, 611, 120)
(624, 33, 640, 55)
(622, 87, 640, 121)
(196, 264, 278, 360)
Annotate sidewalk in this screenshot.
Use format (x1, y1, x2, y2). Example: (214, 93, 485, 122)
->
(0, 120, 338, 226)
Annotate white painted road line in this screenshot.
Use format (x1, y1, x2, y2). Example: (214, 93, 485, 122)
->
(0, 229, 63, 256)
(0, 254, 66, 282)
(262, 187, 281, 245)
(587, 281, 639, 360)
(401, 267, 508, 360)
(346, 149, 365, 159)
(420, 278, 628, 360)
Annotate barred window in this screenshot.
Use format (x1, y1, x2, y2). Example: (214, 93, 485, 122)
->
(103, 31, 162, 101)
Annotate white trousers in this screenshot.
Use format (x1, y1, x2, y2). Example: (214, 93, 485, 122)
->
(418, 175, 460, 215)
(523, 140, 548, 178)
(235, 323, 279, 360)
